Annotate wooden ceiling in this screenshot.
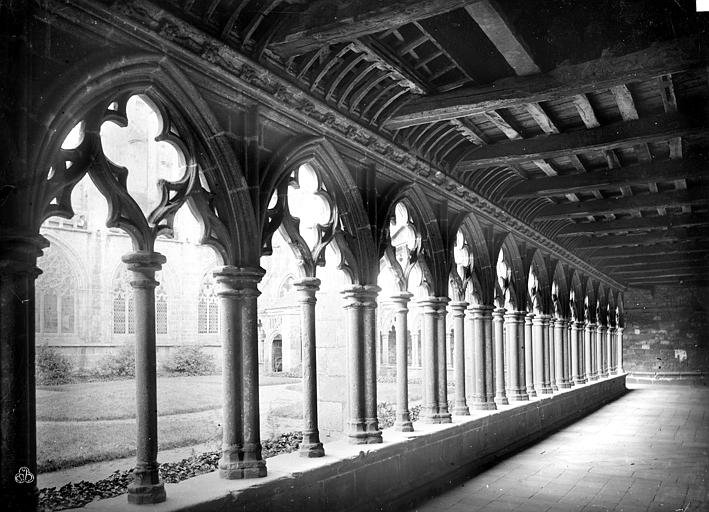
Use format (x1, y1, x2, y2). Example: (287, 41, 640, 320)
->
(160, 0, 709, 289)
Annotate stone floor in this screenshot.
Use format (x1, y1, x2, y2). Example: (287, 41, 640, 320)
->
(410, 384, 709, 512)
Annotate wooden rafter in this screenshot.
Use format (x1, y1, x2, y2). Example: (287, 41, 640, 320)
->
(384, 39, 704, 129)
(570, 229, 705, 250)
(505, 156, 708, 199)
(457, 112, 707, 170)
(557, 213, 709, 237)
(269, 0, 480, 57)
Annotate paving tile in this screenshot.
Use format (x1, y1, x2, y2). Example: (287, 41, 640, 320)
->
(411, 386, 709, 512)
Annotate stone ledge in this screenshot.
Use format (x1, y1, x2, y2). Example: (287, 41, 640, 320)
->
(74, 375, 627, 512)
(627, 371, 707, 386)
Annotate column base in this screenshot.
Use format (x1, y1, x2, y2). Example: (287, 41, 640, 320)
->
(470, 401, 497, 411)
(347, 422, 369, 444)
(551, 383, 559, 391)
(508, 390, 529, 401)
(539, 385, 553, 394)
(219, 460, 267, 479)
(526, 387, 537, 398)
(589, 374, 599, 381)
(299, 442, 325, 458)
(420, 405, 439, 423)
(494, 395, 509, 406)
(452, 405, 470, 416)
(127, 480, 166, 504)
(394, 421, 414, 432)
(366, 430, 383, 443)
(437, 412, 452, 424)
(559, 381, 572, 389)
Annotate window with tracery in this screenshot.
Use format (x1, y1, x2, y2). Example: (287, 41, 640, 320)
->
(198, 272, 219, 334)
(112, 268, 166, 335)
(36, 246, 78, 334)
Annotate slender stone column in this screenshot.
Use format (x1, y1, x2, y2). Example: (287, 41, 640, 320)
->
(468, 305, 495, 410)
(342, 286, 367, 443)
(0, 234, 47, 511)
(464, 303, 475, 410)
(586, 323, 598, 380)
(532, 314, 547, 394)
(548, 317, 557, 391)
(391, 293, 413, 431)
(436, 298, 452, 423)
(608, 326, 617, 374)
(294, 277, 325, 457)
(450, 301, 470, 415)
(492, 307, 508, 405)
(419, 297, 440, 423)
(505, 311, 528, 401)
(564, 321, 573, 387)
(524, 313, 536, 397)
(122, 251, 167, 504)
(482, 306, 497, 406)
(554, 318, 570, 388)
(217, 267, 268, 478)
(571, 321, 582, 384)
(617, 327, 625, 373)
(541, 315, 553, 393)
(362, 285, 383, 442)
(596, 323, 606, 378)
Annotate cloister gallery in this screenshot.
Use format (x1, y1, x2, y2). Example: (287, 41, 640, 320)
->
(1, 1, 708, 511)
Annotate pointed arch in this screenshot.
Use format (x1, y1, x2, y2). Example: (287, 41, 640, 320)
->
(261, 136, 376, 284)
(551, 261, 571, 319)
(570, 270, 585, 322)
(378, 184, 447, 296)
(31, 53, 258, 265)
(457, 214, 495, 305)
(35, 239, 83, 335)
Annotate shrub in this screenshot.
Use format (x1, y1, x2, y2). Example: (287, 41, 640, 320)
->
(163, 345, 216, 376)
(36, 345, 73, 385)
(95, 344, 135, 378)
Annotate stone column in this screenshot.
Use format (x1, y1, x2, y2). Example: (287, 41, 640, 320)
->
(586, 323, 597, 381)
(564, 320, 573, 387)
(548, 317, 557, 391)
(391, 292, 413, 431)
(122, 251, 167, 504)
(294, 277, 325, 457)
(482, 307, 496, 405)
(541, 315, 553, 393)
(468, 305, 495, 410)
(617, 327, 625, 373)
(450, 301, 469, 415)
(596, 323, 606, 378)
(419, 297, 440, 423)
(216, 266, 268, 478)
(608, 325, 618, 375)
(524, 313, 536, 397)
(571, 321, 582, 384)
(0, 234, 47, 510)
(554, 318, 570, 388)
(342, 286, 367, 443)
(436, 298, 452, 423)
(505, 311, 528, 401)
(362, 285, 383, 443)
(493, 307, 508, 405)
(532, 314, 547, 394)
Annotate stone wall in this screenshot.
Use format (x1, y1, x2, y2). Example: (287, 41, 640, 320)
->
(623, 285, 709, 384)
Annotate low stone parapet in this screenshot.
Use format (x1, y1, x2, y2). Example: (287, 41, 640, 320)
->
(76, 374, 627, 512)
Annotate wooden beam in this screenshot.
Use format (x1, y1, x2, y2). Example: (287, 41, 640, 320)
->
(570, 229, 705, 250)
(603, 254, 709, 269)
(533, 185, 709, 221)
(610, 84, 639, 121)
(556, 213, 709, 237)
(573, 94, 600, 128)
(384, 38, 705, 129)
(270, 0, 480, 57)
(589, 243, 709, 260)
(526, 102, 559, 134)
(457, 112, 707, 170)
(506, 156, 709, 200)
(464, 0, 540, 76)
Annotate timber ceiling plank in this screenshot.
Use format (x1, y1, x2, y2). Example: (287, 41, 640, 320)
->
(269, 0, 480, 57)
(556, 213, 709, 237)
(384, 39, 705, 129)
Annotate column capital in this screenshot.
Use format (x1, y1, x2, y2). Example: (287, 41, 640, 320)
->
(504, 310, 525, 322)
(214, 265, 265, 296)
(572, 321, 584, 330)
(492, 307, 506, 318)
(342, 284, 379, 308)
(0, 231, 48, 276)
(122, 251, 166, 289)
(554, 317, 568, 328)
(436, 296, 449, 315)
(294, 277, 321, 304)
(449, 301, 468, 316)
(617, 326, 625, 334)
(389, 291, 413, 306)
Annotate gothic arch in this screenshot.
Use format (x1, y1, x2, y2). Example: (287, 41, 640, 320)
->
(551, 261, 571, 319)
(379, 184, 447, 296)
(585, 278, 599, 324)
(261, 137, 376, 284)
(457, 214, 495, 306)
(31, 52, 259, 265)
(497, 235, 527, 311)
